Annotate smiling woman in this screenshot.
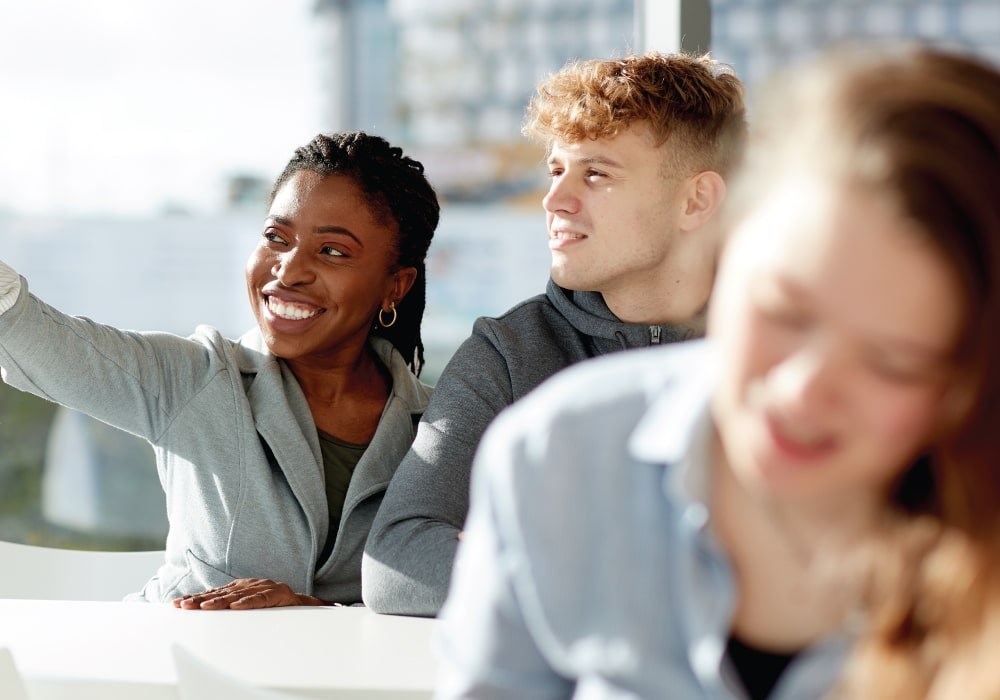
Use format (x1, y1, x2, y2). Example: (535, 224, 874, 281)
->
(0, 131, 440, 608)
(248, 173, 417, 379)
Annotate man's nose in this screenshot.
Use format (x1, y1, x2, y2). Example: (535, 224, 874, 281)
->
(542, 175, 581, 215)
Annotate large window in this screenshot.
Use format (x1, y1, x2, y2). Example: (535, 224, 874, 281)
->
(3, 0, 997, 549)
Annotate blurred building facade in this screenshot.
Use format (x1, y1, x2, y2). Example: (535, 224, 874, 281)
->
(386, 0, 634, 148)
(709, 0, 1000, 93)
(313, 0, 399, 140)
(313, 0, 634, 203)
(311, 0, 1000, 204)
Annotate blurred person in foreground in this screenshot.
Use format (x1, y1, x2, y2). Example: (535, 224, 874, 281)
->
(434, 45, 1000, 699)
(363, 52, 747, 617)
(0, 132, 438, 607)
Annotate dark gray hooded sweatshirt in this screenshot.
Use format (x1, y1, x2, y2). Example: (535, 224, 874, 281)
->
(362, 279, 702, 617)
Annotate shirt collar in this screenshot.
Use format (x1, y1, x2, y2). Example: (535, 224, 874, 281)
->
(628, 340, 719, 505)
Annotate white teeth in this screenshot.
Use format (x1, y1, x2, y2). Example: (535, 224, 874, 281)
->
(267, 297, 320, 320)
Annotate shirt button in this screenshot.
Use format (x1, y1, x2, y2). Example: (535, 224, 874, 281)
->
(683, 503, 709, 530)
(691, 635, 724, 679)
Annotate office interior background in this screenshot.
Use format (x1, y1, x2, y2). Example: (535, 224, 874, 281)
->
(1, 0, 998, 550)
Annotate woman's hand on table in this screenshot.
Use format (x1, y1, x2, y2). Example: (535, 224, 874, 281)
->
(173, 578, 326, 610)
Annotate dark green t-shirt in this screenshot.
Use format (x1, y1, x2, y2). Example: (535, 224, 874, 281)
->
(316, 429, 368, 564)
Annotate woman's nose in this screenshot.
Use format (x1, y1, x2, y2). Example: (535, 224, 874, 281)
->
(769, 342, 843, 413)
(271, 248, 313, 285)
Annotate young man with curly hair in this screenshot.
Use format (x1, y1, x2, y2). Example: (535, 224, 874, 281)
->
(363, 52, 747, 617)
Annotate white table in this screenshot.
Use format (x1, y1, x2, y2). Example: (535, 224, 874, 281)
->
(0, 599, 437, 699)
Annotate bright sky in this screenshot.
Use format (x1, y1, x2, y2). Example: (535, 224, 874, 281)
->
(0, 0, 324, 217)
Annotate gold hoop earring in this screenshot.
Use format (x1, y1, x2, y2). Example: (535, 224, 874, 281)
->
(378, 302, 397, 328)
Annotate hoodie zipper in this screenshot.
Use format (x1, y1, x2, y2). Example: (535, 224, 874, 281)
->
(649, 325, 661, 344)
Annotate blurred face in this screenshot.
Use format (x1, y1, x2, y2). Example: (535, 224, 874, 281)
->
(708, 177, 963, 511)
(246, 171, 405, 364)
(543, 123, 685, 297)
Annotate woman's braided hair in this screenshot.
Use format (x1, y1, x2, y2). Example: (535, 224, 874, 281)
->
(270, 132, 439, 375)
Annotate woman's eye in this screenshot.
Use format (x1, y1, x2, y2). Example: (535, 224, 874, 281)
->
(756, 300, 811, 330)
(547, 169, 563, 178)
(586, 169, 606, 180)
(263, 230, 286, 245)
(866, 357, 936, 385)
(321, 246, 346, 257)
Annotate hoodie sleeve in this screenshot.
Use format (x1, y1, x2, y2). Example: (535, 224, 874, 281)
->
(362, 318, 519, 617)
(363, 295, 590, 617)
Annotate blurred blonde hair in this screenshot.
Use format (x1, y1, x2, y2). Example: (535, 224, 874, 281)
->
(730, 44, 1000, 699)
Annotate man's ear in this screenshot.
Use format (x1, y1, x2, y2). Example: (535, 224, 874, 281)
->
(679, 171, 727, 232)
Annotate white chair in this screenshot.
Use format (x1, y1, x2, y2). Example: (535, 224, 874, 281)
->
(0, 540, 164, 601)
(173, 644, 302, 700)
(0, 647, 28, 700)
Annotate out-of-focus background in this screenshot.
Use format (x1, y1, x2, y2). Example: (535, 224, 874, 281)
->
(2, 0, 998, 550)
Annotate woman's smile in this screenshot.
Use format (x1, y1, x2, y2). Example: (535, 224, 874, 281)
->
(265, 295, 324, 321)
(762, 412, 838, 464)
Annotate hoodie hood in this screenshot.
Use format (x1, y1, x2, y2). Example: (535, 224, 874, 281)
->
(545, 278, 704, 353)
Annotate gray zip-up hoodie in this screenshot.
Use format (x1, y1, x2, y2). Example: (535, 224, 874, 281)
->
(362, 278, 702, 616)
(0, 265, 431, 603)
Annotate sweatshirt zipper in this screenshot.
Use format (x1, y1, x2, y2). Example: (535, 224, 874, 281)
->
(649, 325, 661, 344)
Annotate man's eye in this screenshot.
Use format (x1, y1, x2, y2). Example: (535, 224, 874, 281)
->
(263, 231, 286, 245)
(321, 246, 345, 257)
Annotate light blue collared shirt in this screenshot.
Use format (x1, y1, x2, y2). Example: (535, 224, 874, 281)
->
(434, 340, 851, 699)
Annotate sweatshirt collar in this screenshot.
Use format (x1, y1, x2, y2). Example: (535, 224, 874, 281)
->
(545, 278, 705, 348)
